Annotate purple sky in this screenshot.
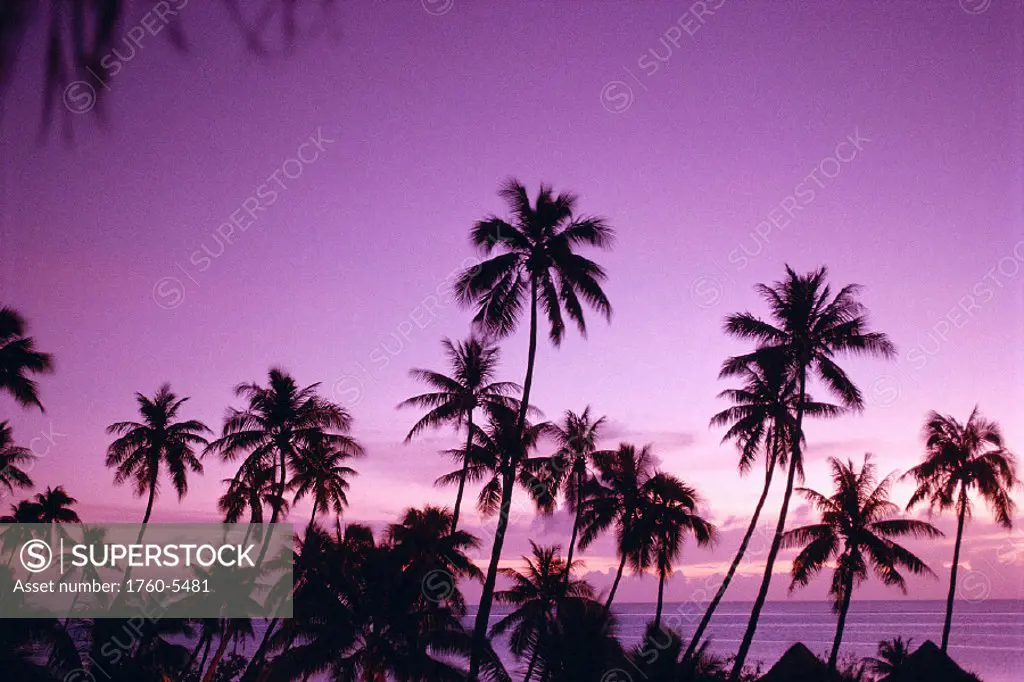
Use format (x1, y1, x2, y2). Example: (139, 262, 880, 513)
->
(1, 0, 1022, 604)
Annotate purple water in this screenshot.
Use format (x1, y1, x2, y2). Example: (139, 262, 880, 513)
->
(474, 599, 1024, 681)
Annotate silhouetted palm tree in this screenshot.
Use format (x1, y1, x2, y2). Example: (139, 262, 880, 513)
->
(783, 455, 940, 672)
(547, 407, 606, 582)
(0, 307, 54, 412)
(684, 355, 841, 662)
(30, 486, 81, 524)
(540, 597, 625, 681)
(217, 464, 280, 524)
(268, 517, 499, 682)
(633, 473, 716, 629)
(629, 624, 731, 682)
(106, 385, 210, 529)
(0, 421, 34, 494)
(492, 542, 593, 681)
(455, 178, 614, 680)
(903, 407, 1018, 652)
(723, 265, 895, 680)
(864, 637, 913, 678)
(386, 505, 484, 614)
(207, 368, 358, 524)
(290, 433, 361, 529)
(578, 442, 657, 612)
(398, 335, 519, 531)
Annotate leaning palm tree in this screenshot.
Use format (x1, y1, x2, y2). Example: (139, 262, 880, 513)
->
(0, 421, 34, 495)
(683, 354, 842, 662)
(633, 473, 716, 629)
(903, 407, 1018, 652)
(290, 434, 361, 530)
(450, 401, 557, 680)
(398, 335, 519, 531)
(546, 407, 606, 580)
(0, 307, 54, 412)
(783, 455, 941, 672)
(577, 442, 657, 612)
(724, 265, 895, 680)
(207, 368, 360, 525)
(492, 542, 593, 682)
(106, 384, 211, 530)
(455, 178, 614, 680)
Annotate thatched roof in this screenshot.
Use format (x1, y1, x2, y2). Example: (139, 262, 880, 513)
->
(879, 640, 981, 682)
(757, 643, 834, 682)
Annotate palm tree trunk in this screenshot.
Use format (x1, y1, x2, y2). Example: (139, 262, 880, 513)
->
(308, 499, 319, 531)
(271, 446, 288, 524)
(562, 468, 584, 584)
(467, 463, 517, 681)
(516, 279, 539, 432)
(201, 628, 232, 682)
(239, 618, 279, 682)
(451, 410, 474, 533)
(828, 571, 854, 672)
(730, 367, 807, 681)
(683, 457, 776, 662)
(468, 280, 539, 682)
(654, 569, 667, 629)
(605, 549, 630, 612)
(942, 486, 969, 652)
(111, 470, 157, 611)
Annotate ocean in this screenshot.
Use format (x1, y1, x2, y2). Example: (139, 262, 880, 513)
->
(484, 599, 1024, 682)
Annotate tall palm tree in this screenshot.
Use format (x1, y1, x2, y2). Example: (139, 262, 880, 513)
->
(783, 455, 940, 672)
(492, 542, 593, 682)
(207, 368, 360, 525)
(105, 384, 210, 529)
(578, 443, 657, 612)
(683, 355, 842, 662)
(903, 407, 1018, 652)
(290, 434, 361, 530)
(633, 473, 716, 629)
(455, 178, 614, 680)
(547, 407, 606, 581)
(723, 265, 895, 680)
(0, 307, 54, 412)
(398, 335, 519, 532)
(0, 421, 34, 495)
(30, 486, 81, 524)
